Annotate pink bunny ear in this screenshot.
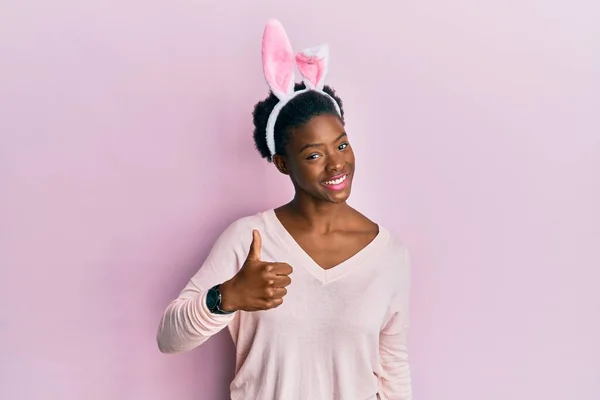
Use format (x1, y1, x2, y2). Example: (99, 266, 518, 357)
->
(295, 44, 329, 90)
(262, 19, 295, 99)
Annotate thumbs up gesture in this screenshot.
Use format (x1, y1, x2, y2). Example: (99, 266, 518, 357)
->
(220, 230, 293, 312)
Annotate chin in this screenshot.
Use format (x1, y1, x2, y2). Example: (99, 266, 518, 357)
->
(329, 196, 350, 204)
(324, 187, 352, 204)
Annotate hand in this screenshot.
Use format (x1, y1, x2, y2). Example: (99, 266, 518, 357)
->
(220, 230, 292, 312)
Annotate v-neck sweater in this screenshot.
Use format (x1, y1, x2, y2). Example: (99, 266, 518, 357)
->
(157, 209, 412, 400)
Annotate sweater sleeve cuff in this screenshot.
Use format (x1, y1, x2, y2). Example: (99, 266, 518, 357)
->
(196, 290, 237, 327)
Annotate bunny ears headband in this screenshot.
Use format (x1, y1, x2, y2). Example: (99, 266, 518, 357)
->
(261, 19, 342, 158)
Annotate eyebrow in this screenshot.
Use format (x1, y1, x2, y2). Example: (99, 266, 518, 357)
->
(299, 132, 347, 153)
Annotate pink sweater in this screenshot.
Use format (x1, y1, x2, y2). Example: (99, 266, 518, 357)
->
(157, 209, 412, 400)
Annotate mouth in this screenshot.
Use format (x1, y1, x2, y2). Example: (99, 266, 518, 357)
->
(321, 173, 350, 191)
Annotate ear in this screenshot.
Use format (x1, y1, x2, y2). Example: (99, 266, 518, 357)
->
(272, 154, 289, 175)
(262, 19, 296, 100)
(295, 44, 329, 90)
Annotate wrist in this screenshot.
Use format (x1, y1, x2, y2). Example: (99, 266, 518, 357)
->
(219, 279, 238, 312)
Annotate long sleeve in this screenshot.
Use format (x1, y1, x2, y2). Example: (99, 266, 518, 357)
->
(378, 248, 412, 400)
(156, 280, 236, 354)
(156, 219, 251, 354)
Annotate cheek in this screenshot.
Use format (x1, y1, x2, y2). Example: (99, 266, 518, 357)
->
(343, 149, 356, 166)
(290, 161, 323, 184)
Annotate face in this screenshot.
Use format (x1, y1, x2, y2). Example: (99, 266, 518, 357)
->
(274, 114, 355, 204)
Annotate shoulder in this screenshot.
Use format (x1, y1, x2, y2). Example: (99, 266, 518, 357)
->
(215, 209, 273, 247)
(373, 229, 412, 304)
(347, 207, 380, 239)
(383, 230, 410, 258)
(377, 226, 411, 276)
(200, 209, 274, 269)
(222, 210, 268, 234)
(347, 207, 410, 266)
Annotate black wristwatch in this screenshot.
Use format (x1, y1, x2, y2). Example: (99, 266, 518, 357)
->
(206, 284, 235, 315)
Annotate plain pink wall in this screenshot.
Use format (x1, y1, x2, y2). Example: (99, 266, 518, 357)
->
(1, 1, 599, 399)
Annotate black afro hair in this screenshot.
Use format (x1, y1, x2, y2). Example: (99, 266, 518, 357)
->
(252, 82, 345, 162)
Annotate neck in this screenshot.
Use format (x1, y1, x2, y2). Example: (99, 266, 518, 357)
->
(283, 193, 351, 234)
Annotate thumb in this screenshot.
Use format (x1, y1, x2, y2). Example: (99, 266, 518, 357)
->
(246, 229, 262, 261)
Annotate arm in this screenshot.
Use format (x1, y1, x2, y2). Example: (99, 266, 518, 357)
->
(378, 248, 412, 400)
(156, 220, 247, 354)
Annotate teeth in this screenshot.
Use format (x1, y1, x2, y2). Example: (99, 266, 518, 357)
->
(325, 175, 347, 185)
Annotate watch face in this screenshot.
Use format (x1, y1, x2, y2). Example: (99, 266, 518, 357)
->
(206, 287, 219, 310)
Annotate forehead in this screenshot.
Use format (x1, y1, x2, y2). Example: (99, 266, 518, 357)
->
(289, 114, 345, 146)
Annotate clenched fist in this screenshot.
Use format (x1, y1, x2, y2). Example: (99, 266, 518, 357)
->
(220, 230, 293, 312)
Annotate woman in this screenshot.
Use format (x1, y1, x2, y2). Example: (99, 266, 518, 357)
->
(156, 19, 412, 400)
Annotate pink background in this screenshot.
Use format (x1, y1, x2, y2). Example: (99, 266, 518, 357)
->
(1, 1, 599, 399)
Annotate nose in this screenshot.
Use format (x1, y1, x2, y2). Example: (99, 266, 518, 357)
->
(326, 152, 344, 172)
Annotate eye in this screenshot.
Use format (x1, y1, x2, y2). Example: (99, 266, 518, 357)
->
(338, 142, 349, 150)
(306, 153, 321, 160)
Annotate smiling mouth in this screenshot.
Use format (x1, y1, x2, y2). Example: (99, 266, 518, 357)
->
(323, 174, 347, 185)
(321, 174, 349, 191)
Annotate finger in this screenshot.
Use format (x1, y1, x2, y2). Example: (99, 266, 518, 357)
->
(264, 297, 284, 309)
(262, 286, 287, 299)
(261, 265, 276, 285)
(263, 287, 275, 299)
(263, 265, 292, 284)
(270, 262, 293, 276)
(272, 275, 292, 288)
(247, 229, 262, 261)
(272, 287, 287, 299)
